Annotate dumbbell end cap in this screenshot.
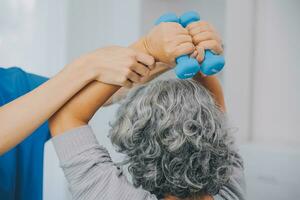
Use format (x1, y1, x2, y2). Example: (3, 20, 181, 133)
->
(180, 11, 200, 27)
(175, 57, 200, 79)
(200, 56, 225, 75)
(155, 12, 179, 25)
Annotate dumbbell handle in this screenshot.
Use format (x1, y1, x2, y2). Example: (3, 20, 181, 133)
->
(155, 13, 200, 79)
(180, 11, 225, 75)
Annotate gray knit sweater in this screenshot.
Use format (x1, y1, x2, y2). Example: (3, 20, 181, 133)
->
(52, 125, 246, 200)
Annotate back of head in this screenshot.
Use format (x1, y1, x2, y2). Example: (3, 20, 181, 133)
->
(109, 79, 238, 199)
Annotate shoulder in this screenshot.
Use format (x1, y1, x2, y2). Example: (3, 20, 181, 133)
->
(0, 66, 49, 104)
(0, 66, 27, 78)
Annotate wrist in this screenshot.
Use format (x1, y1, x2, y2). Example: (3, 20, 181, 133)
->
(64, 56, 98, 84)
(130, 37, 152, 57)
(193, 72, 217, 82)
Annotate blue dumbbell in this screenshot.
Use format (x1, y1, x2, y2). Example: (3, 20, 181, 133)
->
(155, 13, 201, 79)
(180, 11, 225, 75)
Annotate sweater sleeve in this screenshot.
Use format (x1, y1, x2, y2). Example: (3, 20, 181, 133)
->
(51, 125, 158, 200)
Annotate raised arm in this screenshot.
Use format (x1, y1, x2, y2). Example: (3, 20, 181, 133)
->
(186, 21, 226, 111)
(49, 23, 195, 200)
(50, 22, 195, 133)
(105, 21, 226, 112)
(0, 46, 149, 155)
(49, 49, 157, 200)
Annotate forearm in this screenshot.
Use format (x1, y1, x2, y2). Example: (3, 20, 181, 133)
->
(193, 73, 226, 112)
(49, 82, 119, 137)
(0, 66, 95, 155)
(50, 40, 152, 134)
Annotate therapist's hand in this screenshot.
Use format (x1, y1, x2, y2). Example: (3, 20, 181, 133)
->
(143, 22, 195, 65)
(67, 46, 154, 88)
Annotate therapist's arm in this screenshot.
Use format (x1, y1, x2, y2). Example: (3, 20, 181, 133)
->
(0, 66, 94, 155)
(0, 46, 151, 155)
(50, 22, 195, 134)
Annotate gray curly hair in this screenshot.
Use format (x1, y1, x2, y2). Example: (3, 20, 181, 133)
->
(109, 79, 239, 199)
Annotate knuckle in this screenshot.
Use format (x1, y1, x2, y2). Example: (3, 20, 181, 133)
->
(181, 28, 189, 35)
(128, 64, 135, 70)
(125, 69, 132, 76)
(185, 35, 193, 42)
(126, 48, 135, 55)
(187, 43, 195, 50)
(126, 59, 135, 67)
(160, 23, 170, 31)
(125, 82, 133, 88)
(193, 35, 200, 43)
(212, 40, 219, 47)
(199, 21, 209, 26)
(144, 68, 150, 75)
(165, 47, 174, 56)
(173, 22, 182, 29)
(120, 76, 127, 84)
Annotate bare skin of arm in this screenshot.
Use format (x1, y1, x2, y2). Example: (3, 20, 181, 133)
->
(105, 22, 226, 112)
(49, 58, 215, 200)
(0, 66, 95, 155)
(50, 40, 167, 135)
(0, 46, 152, 155)
(49, 82, 119, 136)
(104, 62, 226, 112)
(50, 23, 218, 199)
(49, 39, 219, 200)
(193, 73, 226, 111)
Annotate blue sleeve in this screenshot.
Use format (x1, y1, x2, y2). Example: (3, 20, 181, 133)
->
(0, 67, 50, 200)
(0, 67, 48, 105)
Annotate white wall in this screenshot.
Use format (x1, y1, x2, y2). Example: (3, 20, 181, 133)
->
(252, 0, 300, 147)
(44, 1, 142, 199)
(64, 0, 142, 158)
(0, 0, 67, 76)
(224, 0, 256, 143)
(1, 0, 300, 199)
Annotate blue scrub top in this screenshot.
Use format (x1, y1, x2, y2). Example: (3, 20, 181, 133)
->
(0, 67, 50, 200)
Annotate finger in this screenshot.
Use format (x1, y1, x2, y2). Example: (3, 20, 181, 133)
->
(187, 21, 211, 32)
(135, 52, 155, 69)
(188, 25, 212, 37)
(173, 34, 193, 46)
(127, 70, 141, 83)
(191, 50, 198, 58)
(173, 23, 189, 34)
(192, 31, 221, 45)
(131, 62, 150, 76)
(161, 22, 189, 34)
(123, 80, 133, 88)
(174, 42, 195, 58)
(198, 40, 223, 55)
(196, 46, 205, 63)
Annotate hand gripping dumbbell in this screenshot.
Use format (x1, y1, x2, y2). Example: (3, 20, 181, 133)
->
(180, 11, 225, 76)
(155, 11, 225, 78)
(155, 12, 200, 79)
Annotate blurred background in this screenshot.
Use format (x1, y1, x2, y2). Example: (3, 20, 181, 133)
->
(1, 0, 300, 199)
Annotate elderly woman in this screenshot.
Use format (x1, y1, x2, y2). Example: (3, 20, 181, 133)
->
(49, 21, 245, 200)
